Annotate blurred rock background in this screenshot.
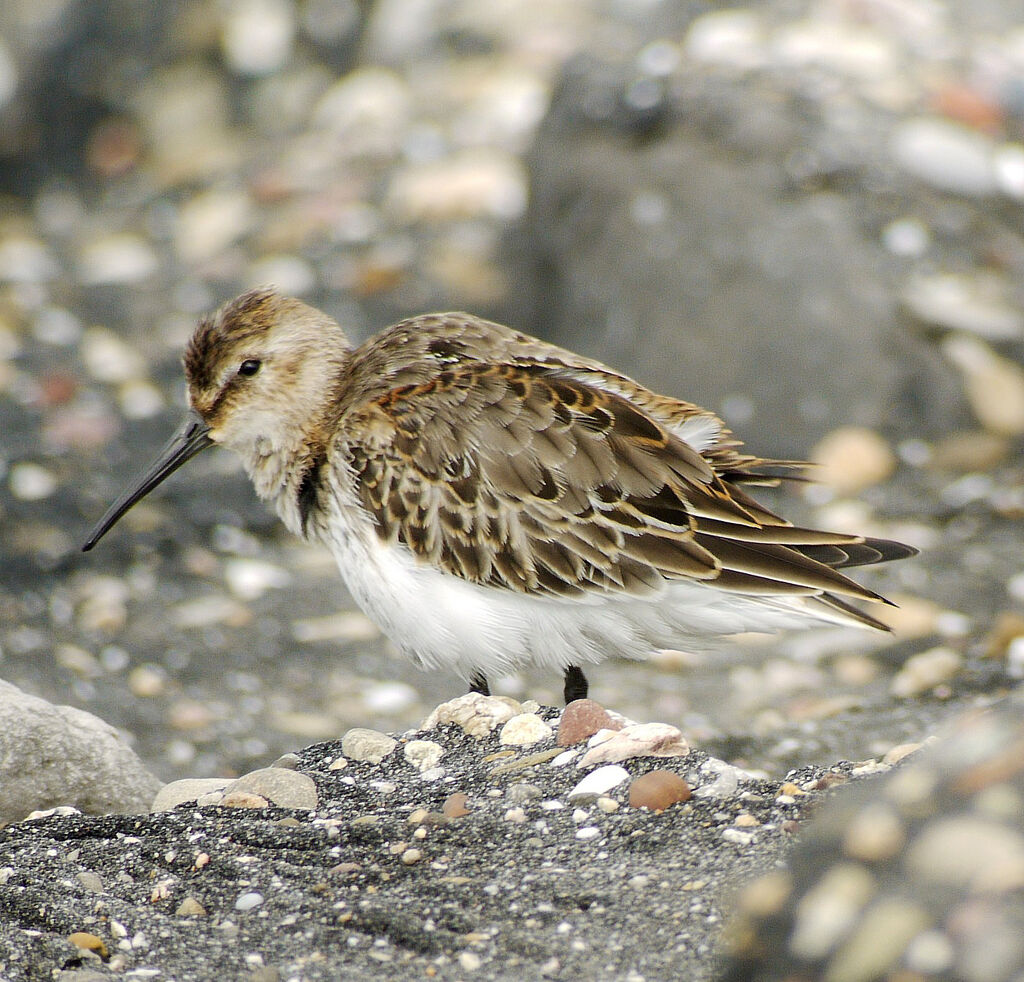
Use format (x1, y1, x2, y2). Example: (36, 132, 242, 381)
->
(0, 0, 1021, 784)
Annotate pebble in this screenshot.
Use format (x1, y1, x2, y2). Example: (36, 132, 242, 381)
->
(499, 713, 553, 747)
(841, 802, 907, 862)
(421, 693, 521, 738)
(234, 892, 264, 912)
(151, 779, 232, 812)
(902, 272, 1024, 340)
(504, 807, 527, 823)
(891, 117, 997, 196)
(890, 646, 963, 698)
(568, 765, 630, 803)
(557, 699, 623, 747)
(341, 728, 397, 764)
(223, 767, 319, 810)
(175, 897, 206, 917)
(458, 950, 482, 972)
(75, 871, 104, 893)
(128, 664, 166, 698)
(574, 827, 601, 841)
(403, 740, 444, 773)
(174, 188, 255, 265)
(68, 932, 108, 958)
(387, 150, 527, 222)
(578, 723, 689, 768)
(692, 759, 750, 798)
(628, 771, 691, 811)
(505, 783, 542, 804)
(77, 233, 159, 285)
(400, 848, 422, 866)
(721, 828, 755, 846)
(442, 793, 470, 818)
(787, 863, 877, 960)
(0, 235, 60, 282)
(811, 427, 896, 495)
(80, 326, 146, 384)
(942, 334, 1024, 435)
(223, 558, 292, 600)
(8, 462, 57, 501)
(221, 0, 295, 77)
(220, 791, 270, 809)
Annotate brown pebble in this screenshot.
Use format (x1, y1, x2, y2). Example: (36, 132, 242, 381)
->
(69, 932, 108, 957)
(442, 792, 471, 818)
(628, 770, 691, 811)
(175, 897, 206, 917)
(220, 791, 270, 809)
(557, 699, 623, 746)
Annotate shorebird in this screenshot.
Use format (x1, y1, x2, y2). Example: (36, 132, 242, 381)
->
(84, 289, 916, 704)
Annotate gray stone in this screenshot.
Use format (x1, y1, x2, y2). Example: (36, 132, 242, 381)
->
(224, 767, 318, 811)
(341, 727, 398, 764)
(150, 778, 232, 813)
(0, 680, 161, 824)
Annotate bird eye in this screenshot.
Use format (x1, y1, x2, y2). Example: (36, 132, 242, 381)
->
(238, 359, 261, 377)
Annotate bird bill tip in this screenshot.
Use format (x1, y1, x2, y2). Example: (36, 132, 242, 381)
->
(81, 411, 214, 552)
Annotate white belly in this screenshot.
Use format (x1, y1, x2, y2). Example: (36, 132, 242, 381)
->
(319, 508, 843, 682)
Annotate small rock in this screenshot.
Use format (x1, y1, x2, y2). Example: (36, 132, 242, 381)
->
(151, 778, 232, 812)
(442, 792, 471, 818)
(557, 699, 623, 747)
(75, 871, 104, 893)
(400, 848, 422, 866)
(568, 765, 630, 803)
(220, 791, 270, 809)
(943, 334, 1024, 435)
(500, 713, 553, 747)
(458, 950, 482, 972)
(890, 647, 963, 698)
(892, 117, 997, 196)
(721, 828, 755, 846)
(234, 891, 264, 912)
(341, 727, 397, 764)
(421, 693, 521, 738)
(578, 722, 689, 767)
(68, 932, 108, 958)
(841, 802, 907, 862)
(812, 427, 896, 495)
(175, 897, 206, 917)
(8, 463, 58, 501)
(628, 770, 691, 811)
(224, 767, 318, 810)
(403, 739, 444, 772)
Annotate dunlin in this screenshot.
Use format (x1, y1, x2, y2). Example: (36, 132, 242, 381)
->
(84, 289, 916, 703)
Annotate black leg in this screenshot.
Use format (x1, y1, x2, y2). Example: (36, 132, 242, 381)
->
(468, 672, 490, 696)
(563, 665, 588, 704)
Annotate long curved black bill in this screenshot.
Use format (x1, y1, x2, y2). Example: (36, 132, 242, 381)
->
(82, 410, 214, 552)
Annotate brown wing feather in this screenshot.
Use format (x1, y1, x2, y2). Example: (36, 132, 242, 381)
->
(342, 360, 910, 620)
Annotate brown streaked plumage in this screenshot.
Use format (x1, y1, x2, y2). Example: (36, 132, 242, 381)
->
(84, 288, 916, 704)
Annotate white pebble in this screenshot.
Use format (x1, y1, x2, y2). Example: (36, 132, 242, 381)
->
(222, 0, 295, 76)
(721, 829, 754, 846)
(9, 463, 57, 501)
(223, 558, 292, 600)
(458, 950, 482, 972)
(81, 326, 145, 383)
(77, 234, 159, 285)
(892, 117, 996, 196)
(574, 827, 601, 840)
(568, 765, 630, 802)
(234, 892, 264, 911)
(403, 739, 444, 773)
(499, 713, 553, 747)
